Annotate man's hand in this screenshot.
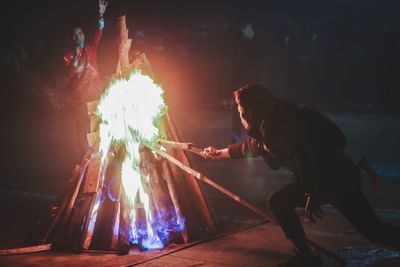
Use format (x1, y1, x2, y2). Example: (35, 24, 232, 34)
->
(99, 0, 108, 17)
(201, 146, 220, 159)
(201, 146, 230, 159)
(305, 192, 323, 223)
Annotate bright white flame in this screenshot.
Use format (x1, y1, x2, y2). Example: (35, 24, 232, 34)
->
(95, 70, 174, 249)
(97, 70, 165, 153)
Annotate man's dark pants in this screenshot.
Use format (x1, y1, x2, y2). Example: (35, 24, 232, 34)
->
(267, 156, 400, 248)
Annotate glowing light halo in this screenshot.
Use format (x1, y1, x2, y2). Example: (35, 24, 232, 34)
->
(90, 69, 182, 250)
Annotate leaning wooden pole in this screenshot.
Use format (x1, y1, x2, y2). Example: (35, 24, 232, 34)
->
(116, 15, 132, 77)
(147, 146, 271, 222)
(146, 145, 347, 266)
(164, 115, 218, 234)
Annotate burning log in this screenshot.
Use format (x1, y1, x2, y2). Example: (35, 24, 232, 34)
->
(25, 163, 83, 245)
(142, 147, 184, 245)
(162, 115, 217, 235)
(88, 150, 122, 250)
(146, 145, 270, 221)
(50, 158, 92, 250)
(159, 159, 190, 243)
(116, 15, 154, 78)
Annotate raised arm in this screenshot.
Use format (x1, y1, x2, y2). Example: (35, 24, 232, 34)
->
(93, 0, 108, 47)
(99, 0, 108, 18)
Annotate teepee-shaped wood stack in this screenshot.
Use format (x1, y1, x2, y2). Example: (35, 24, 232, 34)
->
(25, 15, 217, 254)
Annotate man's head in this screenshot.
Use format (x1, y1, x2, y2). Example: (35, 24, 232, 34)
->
(234, 83, 274, 130)
(73, 27, 85, 48)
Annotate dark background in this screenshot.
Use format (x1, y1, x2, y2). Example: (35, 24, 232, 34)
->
(3, 0, 400, 110)
(1, 0, 399, 211)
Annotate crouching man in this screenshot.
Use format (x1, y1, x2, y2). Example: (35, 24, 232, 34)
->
(201, 83, 400, 267)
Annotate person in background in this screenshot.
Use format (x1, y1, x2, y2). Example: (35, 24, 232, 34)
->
(63, 0, 108, 158)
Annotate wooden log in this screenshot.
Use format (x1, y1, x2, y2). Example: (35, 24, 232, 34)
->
(110, 201, 121, 250)
(87, 101, 100, 133)
(89, 198, 119, 251)
(117, 187, 130, 255)
(131, 53, 155, 77)
(79, 193, 98, 250)
(80, 156, 109, 250)
(135, 202, 147, 251)
(82, 155, 101, 194)
(39, 175, 79, 244)
(149, 155, 175, 217)
(63, 159, 90, 219)
(89, 146, 123, 251)
(24, 164, 82, 245)
(143, 147, 183, 245)
(52, 195, 92, 251)
(67, 194, 93, 250)
(87, 100, 99, 115)
(165, 114, 217, 234)
(0, 244, 51, 256)
(158, 117, 207, 240)
(51, 159, 91, 249)
(117, 15, 133, 78)
(86, 131, 100, 151)
(159, 159, 190, 243)
(149, 146, 270, 222)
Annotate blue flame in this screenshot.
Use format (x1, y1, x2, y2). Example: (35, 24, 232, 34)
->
(128, 208, 186, 250)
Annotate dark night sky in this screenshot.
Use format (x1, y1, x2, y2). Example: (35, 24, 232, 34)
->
(6, 0, 398, 45)
(3, 0, 400, 109)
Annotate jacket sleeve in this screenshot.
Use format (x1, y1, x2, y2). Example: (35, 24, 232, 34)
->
(92, 18, 104, 47)
(228, 138, 262, 159)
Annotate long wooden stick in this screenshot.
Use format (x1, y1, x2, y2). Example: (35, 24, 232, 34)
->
(147, 145, 347, 265)
(0, 244, 51, 256)
(159, 120, 218, 235)
(159, 139, 203, 157)
(149, 146, 269, 221)
(46, 159, 90, 246)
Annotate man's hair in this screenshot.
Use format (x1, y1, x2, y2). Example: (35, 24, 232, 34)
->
(234, 83, 274, 117)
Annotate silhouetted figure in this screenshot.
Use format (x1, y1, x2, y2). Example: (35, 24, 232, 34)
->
(7, 44, 28, 73)
(202, 83, 400, 267)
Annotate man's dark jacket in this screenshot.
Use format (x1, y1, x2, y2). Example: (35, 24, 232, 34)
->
(228, 100, 360, 193)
